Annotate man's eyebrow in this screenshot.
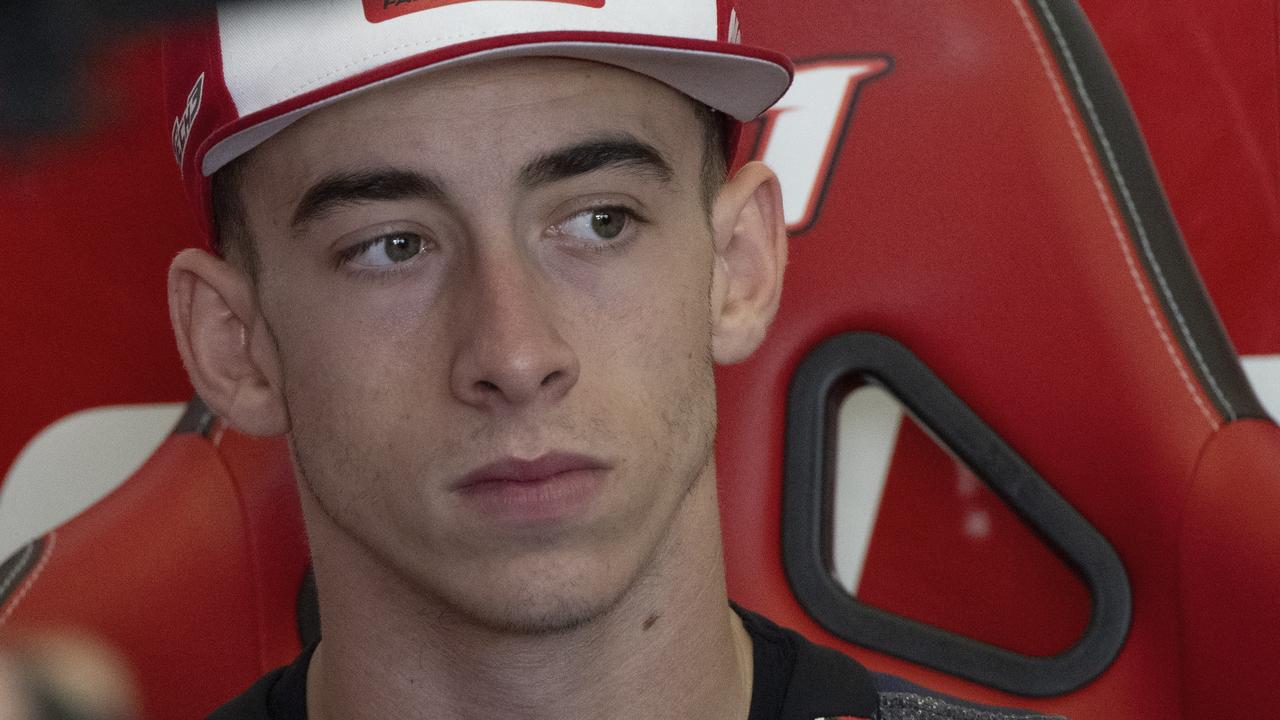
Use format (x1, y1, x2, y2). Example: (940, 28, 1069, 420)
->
(518, 136, 675, 189)
(290, 169, 446, 229)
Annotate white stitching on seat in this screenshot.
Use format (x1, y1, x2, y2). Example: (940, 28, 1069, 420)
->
(1010, 0, 1220, 431)
(0, 530, 57, 629)
(1030, 0, 1235, 422)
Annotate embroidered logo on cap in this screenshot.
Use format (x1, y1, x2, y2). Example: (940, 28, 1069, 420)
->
(171, 72, 204, 171)
(364, 0, 605, 24)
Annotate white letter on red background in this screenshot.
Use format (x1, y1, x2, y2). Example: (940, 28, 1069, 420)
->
(757, 58, 891, 232)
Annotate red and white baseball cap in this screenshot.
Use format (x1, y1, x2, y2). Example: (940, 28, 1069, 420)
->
(162, 0, 794, 240)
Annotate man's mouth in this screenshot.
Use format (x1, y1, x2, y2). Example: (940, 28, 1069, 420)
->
(454, 452, 609, 489)
(452, 452, 610, 524)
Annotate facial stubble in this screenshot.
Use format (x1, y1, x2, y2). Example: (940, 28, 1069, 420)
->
(275, 308, 720, 639)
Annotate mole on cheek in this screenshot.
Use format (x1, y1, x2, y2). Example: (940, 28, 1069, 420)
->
(642, 614, 660, 631)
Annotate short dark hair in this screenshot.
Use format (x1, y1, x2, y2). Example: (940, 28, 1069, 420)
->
(693, 102, 730, 209)
(212, 100, 729, 274)
(210, 157, 257, 279)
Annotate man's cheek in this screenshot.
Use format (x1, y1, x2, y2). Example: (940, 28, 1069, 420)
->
(280, 346, 396, 458)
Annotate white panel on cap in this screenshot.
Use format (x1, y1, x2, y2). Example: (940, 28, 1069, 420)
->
(217, 0, 718, 118)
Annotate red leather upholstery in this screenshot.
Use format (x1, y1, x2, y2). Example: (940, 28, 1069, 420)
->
(0, 421, 305, 719)
(1176, 419, 1280, 718)
(1083, 0, 1280, 352)
(2, 1, 1279, 719)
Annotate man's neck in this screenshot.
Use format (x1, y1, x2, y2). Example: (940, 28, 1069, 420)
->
(303, 472, 754, 720)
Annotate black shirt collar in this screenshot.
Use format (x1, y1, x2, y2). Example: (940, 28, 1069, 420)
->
(228, 605, 882, 720)
(735, 604, 880, 720)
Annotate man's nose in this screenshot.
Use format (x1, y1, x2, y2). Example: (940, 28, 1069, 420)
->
(449, 256, 580, 410)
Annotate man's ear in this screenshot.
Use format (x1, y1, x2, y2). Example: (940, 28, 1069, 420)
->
(709, 161, 788, 364)
(168, 248, 289, 436)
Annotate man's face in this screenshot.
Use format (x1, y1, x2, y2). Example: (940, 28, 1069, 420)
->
(236, 59, 723, 633)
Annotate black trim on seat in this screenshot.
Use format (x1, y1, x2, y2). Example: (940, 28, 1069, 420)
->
(782, 333, 1131, 697)
(1027, 0, 1266, 422)
(0, 537, 45, 606)
(172, 396, 216, 437)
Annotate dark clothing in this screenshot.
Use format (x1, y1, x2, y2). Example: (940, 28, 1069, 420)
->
(210, 607, 1061, 720)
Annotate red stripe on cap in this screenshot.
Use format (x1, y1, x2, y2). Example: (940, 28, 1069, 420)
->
(162, 9, 238, 242)
(364, 0, 606, 24)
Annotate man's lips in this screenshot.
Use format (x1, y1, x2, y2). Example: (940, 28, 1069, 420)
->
(452, 452, 610, 524)
(452, 453, 609, 491)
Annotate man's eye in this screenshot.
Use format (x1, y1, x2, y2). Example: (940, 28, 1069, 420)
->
(343, 233, 426, 268)
(557, 207, 632, 243)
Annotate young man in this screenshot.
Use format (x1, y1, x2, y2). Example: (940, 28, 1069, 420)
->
(164, 2, 1063, 718)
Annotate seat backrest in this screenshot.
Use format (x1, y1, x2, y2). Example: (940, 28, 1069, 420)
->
(715, 0, 1280, 717)
(0, 404, 306, 719)
(3, 2, 1279, 719)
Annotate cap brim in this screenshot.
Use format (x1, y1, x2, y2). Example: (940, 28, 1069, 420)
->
(200, 35, 792, 177)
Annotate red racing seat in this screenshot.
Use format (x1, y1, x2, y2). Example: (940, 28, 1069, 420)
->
(0, 407, 304, 718)
(2, 1, 1278, 718)
(714, 0, 1280, 717)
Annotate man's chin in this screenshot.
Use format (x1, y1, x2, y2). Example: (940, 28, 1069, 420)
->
(443, 585, 628, 638)
(419, 548, 653, 638)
